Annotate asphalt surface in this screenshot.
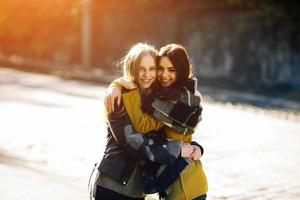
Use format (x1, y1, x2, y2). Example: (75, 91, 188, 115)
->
(1, 68, 300, 200)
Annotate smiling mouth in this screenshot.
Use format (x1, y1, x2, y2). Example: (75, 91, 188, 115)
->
(141, 79, 153, 84)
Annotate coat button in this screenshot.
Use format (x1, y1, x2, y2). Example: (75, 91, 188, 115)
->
(148, 139, 154, 145)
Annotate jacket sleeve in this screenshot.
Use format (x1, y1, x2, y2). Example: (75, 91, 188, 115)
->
(122, 89, 164, 133)
(108, 103, 182, 165)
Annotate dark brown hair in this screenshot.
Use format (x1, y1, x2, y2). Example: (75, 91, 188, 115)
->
(158, 44, 192, 87)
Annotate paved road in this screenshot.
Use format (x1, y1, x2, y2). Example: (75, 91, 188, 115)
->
(0, 161, 87, 200)
(1, 68, 300, 200)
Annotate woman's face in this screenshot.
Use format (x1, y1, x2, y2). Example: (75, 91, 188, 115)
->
(157, 56, 177, 87)
(137, 54, 157, 89)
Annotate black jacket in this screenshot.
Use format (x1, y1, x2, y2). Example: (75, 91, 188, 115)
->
(98, 105, 183, 185)
(98, 126, 138, 185)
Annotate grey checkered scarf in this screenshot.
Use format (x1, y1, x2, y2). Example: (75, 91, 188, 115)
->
(152, 78, 202, 135)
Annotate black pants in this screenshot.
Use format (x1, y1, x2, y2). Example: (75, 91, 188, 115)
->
(95, 185, 144, 200)
(193, 194, 207, 200)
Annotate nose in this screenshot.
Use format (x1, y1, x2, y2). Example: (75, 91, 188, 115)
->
(143, 69, 151, 78)
(160, 69, 167, 78)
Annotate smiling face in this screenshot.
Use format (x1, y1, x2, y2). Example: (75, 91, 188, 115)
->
(157, 56, 177, 87)
(137, 54, 157, 90)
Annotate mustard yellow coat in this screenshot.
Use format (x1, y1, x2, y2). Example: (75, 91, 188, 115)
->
(122, 89, 208, 200)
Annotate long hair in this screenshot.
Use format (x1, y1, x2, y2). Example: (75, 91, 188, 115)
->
(115, 43, 158, 113)
(158, 44, 193, 87)
(116, 43, 158, 85)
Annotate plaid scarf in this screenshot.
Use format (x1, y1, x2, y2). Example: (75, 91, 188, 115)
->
(152, 78, 202, 135)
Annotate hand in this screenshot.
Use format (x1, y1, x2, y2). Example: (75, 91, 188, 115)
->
(114, 78, 137, 90)
(104, 86, 122, 114)
(181, 143, 195, 158)
(189, 145, 202, 160)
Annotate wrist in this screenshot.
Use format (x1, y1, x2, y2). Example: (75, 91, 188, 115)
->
(109, 82, 123, 90)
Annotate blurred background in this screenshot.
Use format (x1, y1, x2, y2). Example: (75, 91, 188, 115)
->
(0, 0, 300, 200)
(1, 0, 300, 95)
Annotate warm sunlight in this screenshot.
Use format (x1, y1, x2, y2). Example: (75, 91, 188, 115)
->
(0, 0, 81, 64)
(1, 1, 299, 200)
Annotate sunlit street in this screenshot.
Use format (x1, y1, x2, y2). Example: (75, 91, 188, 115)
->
(1, 68, 300, 200)
(1, 1, 300, 199)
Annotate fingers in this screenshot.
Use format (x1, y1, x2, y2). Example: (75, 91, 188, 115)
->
(189, 151, 195, 159)
(190, 146, 201, 160)
(117, 94, 121, 106)
(112, 87, 122, 107)
(129, 83, 137, 90)
(189, 150, 197, 160)
(188, 145, 195, 159)
(104, 86, 122, 114)
(104, 92, 114, 114)
(104, 96, 110, 114)
(127, 81, 137, 89)
(116, 78, 137, 90)
(110, 95, 115, 113)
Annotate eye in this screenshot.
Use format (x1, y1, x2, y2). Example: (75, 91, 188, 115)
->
(150, 66, 157, 71)
(139, 68, 146, 72)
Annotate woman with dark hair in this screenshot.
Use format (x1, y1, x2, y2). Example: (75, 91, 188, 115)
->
(105, 44, 208, 200)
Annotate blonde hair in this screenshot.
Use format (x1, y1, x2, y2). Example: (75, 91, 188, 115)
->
(118, 43, 158, 82)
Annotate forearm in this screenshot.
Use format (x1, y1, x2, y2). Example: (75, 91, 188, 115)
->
(108, 109, 182, 165)
(110, 77, 137, 90)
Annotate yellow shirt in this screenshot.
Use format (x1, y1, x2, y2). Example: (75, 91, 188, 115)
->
(122, 89, 208, 200)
